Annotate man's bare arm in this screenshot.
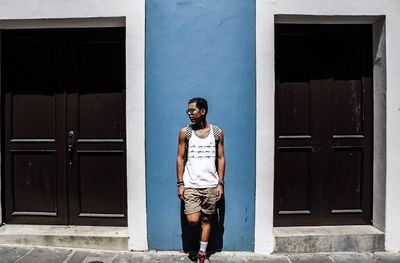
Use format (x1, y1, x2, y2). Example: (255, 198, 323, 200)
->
(176, 128, 187, 200)
(216, 129, 225, 201)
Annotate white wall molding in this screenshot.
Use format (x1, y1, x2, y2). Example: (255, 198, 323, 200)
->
(255, 0, 275, 253)
(372, 17, 386, 232)
(125, 7, 147, 251)
(0, 17, 125, 29)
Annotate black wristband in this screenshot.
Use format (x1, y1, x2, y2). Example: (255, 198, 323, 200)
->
(218, 182, 224, 186)
(177, 181, 184, 185)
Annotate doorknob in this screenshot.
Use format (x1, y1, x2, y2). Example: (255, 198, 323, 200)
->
(68, 130, 75, 166)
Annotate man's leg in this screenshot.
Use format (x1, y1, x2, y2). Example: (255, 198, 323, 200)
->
(200, 213, 211, 242)
(198, 213, 211, 260)
(185, 212, 209, 262)
(198, 187, 217, 257)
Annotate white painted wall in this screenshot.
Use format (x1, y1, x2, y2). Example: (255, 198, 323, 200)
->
(256, 0, 400, 253)
(255, 1, 275, 252)
(383, 10, 400, 252)
(0, 0, 147, 251)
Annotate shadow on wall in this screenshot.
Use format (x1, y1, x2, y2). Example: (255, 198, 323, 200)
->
(180, 196, 225, 253)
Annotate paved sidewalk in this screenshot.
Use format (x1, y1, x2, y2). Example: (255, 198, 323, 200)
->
(1, 245, 400, 263)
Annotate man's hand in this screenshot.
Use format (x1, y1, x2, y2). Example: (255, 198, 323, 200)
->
(177, 185, 184, 200)
(216, 184, 224, 201)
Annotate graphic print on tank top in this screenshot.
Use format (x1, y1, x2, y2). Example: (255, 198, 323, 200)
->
(183, 125, 218, 188)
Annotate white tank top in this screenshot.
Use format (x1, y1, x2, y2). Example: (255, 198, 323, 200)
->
(183, 125, 218, 188)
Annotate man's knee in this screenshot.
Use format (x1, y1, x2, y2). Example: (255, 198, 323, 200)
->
(201, 215, 211, 225)
(186, 213, 201, 225)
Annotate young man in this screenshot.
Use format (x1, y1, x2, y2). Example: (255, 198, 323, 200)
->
(176, 97, 225, 263)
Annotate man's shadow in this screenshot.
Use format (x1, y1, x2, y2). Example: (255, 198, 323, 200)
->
(180, 195, 225, 257)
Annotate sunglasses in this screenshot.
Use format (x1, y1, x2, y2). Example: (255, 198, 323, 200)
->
(186, 108, 200, 115)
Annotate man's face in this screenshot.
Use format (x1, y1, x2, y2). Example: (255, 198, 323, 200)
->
(186, 102, 205, 123)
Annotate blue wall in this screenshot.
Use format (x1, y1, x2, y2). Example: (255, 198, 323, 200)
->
(146, 0, 256, 251)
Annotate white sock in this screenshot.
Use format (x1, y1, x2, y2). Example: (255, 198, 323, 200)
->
(199, 241, 208, 252)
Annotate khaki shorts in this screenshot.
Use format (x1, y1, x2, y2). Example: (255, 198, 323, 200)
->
(183, 187, 217, 215)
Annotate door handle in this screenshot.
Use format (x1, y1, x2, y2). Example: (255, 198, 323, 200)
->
(68, 130, 75, 166)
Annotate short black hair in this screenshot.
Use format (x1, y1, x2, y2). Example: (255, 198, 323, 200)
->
(188, 97, 208, 115)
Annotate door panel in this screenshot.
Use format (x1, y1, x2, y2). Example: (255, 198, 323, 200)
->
(278, 149, 312, 214)
(78, 152, 125, 215)
(2, 29, 126, 226)
(274, 25, 372, 226)
(73, 36, 124, 140)
(67, 30, 126, 226)
(2, 32, 67, 224)
(279, 83, 310, 136)
(332, 81, 363, 135)
(12, 93, 55, 139)
(332, 148, 363, 211)
(78, 92, 124, 139)
(12, 152, 57, 215)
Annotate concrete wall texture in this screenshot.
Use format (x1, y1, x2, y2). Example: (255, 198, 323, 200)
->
(146, 0, 256, 251)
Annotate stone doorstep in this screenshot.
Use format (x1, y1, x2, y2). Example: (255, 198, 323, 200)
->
(273, 225, 385, 253)
(0, 224, 386, 253)
(0, 224, 128, 251)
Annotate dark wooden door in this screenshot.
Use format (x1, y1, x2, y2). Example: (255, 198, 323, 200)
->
(2, 32, 68, 225)
(67, 31, 127, 226)
(274, 25, 373, 226)
(2, 29, 127, 226)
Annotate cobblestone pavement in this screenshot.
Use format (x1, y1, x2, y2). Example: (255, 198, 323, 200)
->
(0, 245, 400, 263)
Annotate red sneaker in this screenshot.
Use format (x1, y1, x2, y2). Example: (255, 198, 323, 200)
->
(197, 251, 207, 263)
